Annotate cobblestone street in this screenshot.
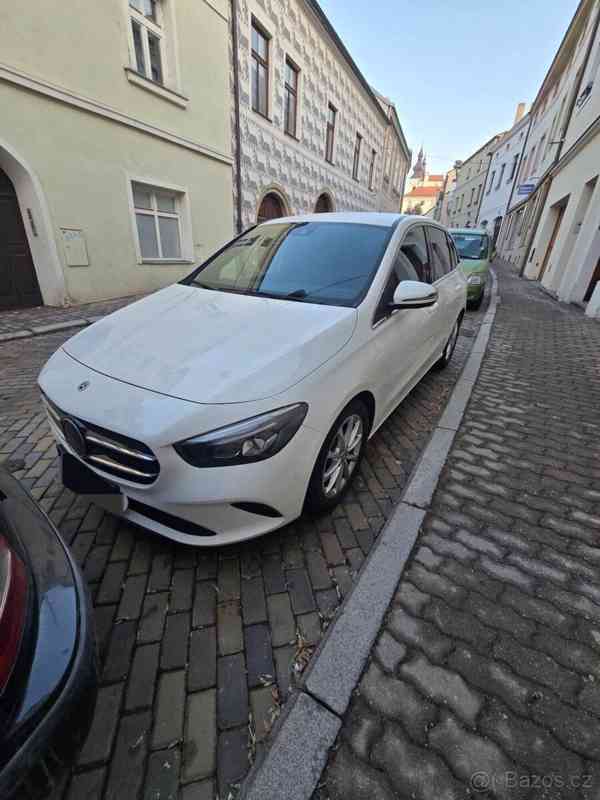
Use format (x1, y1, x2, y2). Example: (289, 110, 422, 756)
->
(0, 295, 145, 340)
(0, 291, 485, 799)
(321, 261, 600, 800)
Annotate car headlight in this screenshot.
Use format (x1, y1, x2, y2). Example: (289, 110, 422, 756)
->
(467, 275, 482, 285)
(174, 403, 308, 468)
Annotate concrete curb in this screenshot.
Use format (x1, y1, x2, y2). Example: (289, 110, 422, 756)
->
(241, 271, 500, 800)
(0, 317, 98, 343)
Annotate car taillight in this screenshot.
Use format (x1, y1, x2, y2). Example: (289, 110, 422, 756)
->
(0, 534, 28, 693)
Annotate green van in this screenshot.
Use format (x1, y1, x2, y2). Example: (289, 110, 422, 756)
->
(450, 228, 491, 309)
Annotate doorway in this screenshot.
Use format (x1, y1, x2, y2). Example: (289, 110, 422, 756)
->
(584, 256, 600, 303)
(315, 193, 333, 213)
(539, 198, 567, 280)
(0, 167, 42, 310)
(257, 192, 287, 224)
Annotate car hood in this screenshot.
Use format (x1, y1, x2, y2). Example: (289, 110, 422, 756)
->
(62, 284, 357, 404)
(459, 258, 489, 275)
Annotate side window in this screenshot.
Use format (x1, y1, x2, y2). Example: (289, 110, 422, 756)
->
(373, 240, 423, 325)
(374, 227, 431, 324)
(446, 233, 459, 268)
(427, 226, 453, 280)
(400, 226, 431, 283)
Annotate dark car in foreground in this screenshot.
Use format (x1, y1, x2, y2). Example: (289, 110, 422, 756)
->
(0, 467, 97, 799)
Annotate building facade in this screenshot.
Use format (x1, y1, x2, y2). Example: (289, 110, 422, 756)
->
(497, 0, 599, 284)
(433, 167, 457, 226)
(477, 106, 529, 246)
(448, 135, 505, 229)
(229, 0, 410, 230)
(401, 149, 444, 215)
(374, 92, 411, 213)
(0, 0, 234, 309)
(521, 0, 600, 316)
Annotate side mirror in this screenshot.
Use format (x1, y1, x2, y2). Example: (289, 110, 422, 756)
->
(390, 280, 438, 309)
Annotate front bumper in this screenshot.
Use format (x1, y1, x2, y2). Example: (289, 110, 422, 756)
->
(467, 281, 485, 302)
(0, 470, 97, 799)
(39, 350, 323, 547)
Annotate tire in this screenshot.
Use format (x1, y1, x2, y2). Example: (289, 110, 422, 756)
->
(305, 398, 370, 514)
(468, 291, 484, 310)
(434, 315, 461, 370)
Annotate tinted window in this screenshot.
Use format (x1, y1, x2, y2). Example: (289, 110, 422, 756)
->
(428, 226, 453, 280)
(446, 233, 459, 268)
(373, 249, 421, 324)
(451, 232, 490, 260)
(186, 221, 392, 308)
(400, 226, 430, 283)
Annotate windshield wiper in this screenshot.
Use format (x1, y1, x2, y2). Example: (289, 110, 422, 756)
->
(285, 289, 308, 299)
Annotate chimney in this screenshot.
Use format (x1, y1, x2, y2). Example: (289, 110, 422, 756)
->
(514, 102, 527, 125)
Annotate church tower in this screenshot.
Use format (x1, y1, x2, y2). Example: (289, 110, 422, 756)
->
(410, 146, 426, 181)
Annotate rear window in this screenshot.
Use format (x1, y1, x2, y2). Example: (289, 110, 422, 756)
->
(184, 221, 393, 307)
(451, 232, 489, 260)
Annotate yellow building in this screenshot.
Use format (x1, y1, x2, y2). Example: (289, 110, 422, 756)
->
(0, 0, 233, 308)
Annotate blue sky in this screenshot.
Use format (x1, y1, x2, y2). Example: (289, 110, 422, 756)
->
(321, 0, 579, 173)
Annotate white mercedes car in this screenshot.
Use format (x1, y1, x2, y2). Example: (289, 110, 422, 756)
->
(39, 213, 466, 547)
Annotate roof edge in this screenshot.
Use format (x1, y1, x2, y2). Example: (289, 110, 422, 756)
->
(306, 0, 390, 126)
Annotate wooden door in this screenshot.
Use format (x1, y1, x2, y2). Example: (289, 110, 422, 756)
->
(0, 168, 42, 310)
(257, 192, 285, 224)
(539, 203, 565, 280)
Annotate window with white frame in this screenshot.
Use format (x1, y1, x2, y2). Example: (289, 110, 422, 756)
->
(129, 0, 165, 84)
(132, 182, 183, 260)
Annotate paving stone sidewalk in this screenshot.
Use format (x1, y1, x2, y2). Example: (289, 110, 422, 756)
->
(319, 261, 600, 800)
(0, 294, 144, 339)
(0, 287, 487, 799)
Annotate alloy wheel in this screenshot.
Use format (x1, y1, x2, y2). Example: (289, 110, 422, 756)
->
(322, 413, 364, 498)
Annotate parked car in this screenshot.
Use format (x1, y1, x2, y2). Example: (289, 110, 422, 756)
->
(39, 213, 466, 547)
(450, 228, 491, 309)
(0, 468, 97, 799)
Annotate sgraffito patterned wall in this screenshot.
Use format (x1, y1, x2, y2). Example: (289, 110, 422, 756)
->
(230, 0, 390, 229)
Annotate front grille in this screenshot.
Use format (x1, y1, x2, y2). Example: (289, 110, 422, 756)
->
(42, 394, 159, 485)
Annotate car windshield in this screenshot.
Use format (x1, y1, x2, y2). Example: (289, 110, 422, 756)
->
(452, 233, 489, 260)
(184, 221, 393, 307)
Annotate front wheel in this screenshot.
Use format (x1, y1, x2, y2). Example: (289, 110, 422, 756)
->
(304, 399, 369, 514)
(434, 315, 461, 370)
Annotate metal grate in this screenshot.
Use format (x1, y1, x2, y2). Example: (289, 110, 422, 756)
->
(42, 394, 160, 485)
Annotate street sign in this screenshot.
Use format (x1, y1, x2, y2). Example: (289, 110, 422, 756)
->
(517, 183, 535, 196)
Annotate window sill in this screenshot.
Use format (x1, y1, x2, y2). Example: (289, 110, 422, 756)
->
(125, 68, 189, 108)
(284, 130, 301, 142)
(252, 108, 272, 123)
(325, 158, 335, 166)
(140, 258, 195, 265)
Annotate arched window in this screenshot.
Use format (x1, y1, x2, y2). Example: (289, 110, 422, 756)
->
(314, 193, 333, 213)
(257, 192, 286, 223)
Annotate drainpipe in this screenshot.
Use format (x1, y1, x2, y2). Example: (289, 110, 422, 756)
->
(231, 0, 243, 233)
(519, 0, 600, 275)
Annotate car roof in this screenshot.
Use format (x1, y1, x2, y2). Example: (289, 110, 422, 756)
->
(259, 212, 407, 228)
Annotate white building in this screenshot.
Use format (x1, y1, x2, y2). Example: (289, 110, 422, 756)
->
(449, 135, 504, 229)
(229, 0, 410, 230)
(523, 0, 600, 317)
(477, 105, 529, 245)
(497, 0, 599, 288)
